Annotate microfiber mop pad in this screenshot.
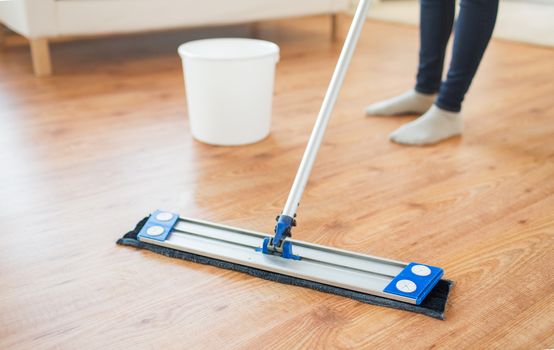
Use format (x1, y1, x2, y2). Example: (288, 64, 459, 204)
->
(117, 217, 453, 320)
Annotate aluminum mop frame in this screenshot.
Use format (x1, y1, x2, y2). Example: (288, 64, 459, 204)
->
(125, 0, 448, 311)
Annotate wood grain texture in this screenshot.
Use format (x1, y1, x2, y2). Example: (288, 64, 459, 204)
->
(0, 15, 553, 349)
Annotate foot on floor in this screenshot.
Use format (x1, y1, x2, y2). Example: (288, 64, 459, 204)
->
(389, 105, 463, 146)
(365, 89, 436, 116)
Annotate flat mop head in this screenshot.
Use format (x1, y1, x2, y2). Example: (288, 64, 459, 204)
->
(117, 212, 453, 319)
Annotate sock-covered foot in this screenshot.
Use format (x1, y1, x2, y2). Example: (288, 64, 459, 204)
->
(389, 105, 462, 145)
(365, 89, 436, 116)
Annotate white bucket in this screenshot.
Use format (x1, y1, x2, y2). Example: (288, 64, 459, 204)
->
(178, 38, 280, 146)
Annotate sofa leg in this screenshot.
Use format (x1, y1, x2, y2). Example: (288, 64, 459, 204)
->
(0, 24, 6, 48)
(331, 14, 338, 42)
(30, 38, 52, 77)
(250, 22, 260, 38)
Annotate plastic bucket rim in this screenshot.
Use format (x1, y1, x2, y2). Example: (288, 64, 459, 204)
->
(178, 37, 280, 62)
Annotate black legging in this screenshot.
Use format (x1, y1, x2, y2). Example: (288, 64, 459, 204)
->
(415, 0, 499, 112)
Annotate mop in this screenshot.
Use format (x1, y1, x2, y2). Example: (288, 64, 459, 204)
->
(117, 0, 453, 319)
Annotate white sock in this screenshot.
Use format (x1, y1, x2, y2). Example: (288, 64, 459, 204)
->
(389, 105, 463, 145)
(365, 89, 436, 116)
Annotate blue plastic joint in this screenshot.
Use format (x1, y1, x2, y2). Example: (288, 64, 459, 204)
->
(272, 215, 295, 248)
(383, 262, 444, 305)
(259, 214, 300, 260)
(261, 237, 301, 260)
(137, 210, 179, 242)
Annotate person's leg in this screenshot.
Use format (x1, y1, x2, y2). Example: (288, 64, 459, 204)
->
(415, 0, 456, 95)
(436, 0, 499, 112)
(366, 0, 455, 116)
(390, 0, 499, 145)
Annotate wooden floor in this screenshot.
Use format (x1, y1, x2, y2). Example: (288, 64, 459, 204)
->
(1, 15, 553, 349)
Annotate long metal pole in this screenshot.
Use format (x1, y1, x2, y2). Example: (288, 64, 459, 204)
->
(282, 0, 373, 217)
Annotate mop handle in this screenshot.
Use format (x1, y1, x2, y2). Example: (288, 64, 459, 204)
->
(281, 0, 373, 218)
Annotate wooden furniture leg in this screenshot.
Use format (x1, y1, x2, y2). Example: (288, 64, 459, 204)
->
(250, 22, 260, 38)
(0, 23, 6, 48)
(330, 14, 339, 42)
(30, 38, 52, 77)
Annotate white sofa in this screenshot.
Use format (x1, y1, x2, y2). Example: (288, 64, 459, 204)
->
(0, 0, 350, 76)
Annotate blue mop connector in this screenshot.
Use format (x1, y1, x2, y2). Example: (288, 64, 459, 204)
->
(260, 215, 300, 260)
(137, 210, 179, 242)
(383, 262, 444, 305)
(273, 215, 295, 248)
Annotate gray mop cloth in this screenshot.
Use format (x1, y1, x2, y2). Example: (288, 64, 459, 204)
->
(117, 217, 453, 320)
